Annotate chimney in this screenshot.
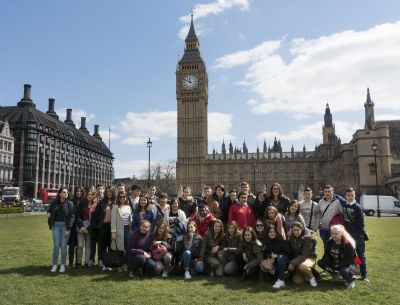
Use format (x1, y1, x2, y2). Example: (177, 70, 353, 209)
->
(46, 98, 59, 119)
(64, 108, 75, 128)
(93, 124, 102, 140)
(17, 84, 36, 108)
(79, 117, 89, 134)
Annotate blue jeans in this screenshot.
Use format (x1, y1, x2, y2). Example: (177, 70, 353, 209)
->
(276, 254, 290, 281)
(319, 227, 331, 252)
(52, 221, 68, 265)
(339, 266, 354, 283)
(127, 254, 156, 275)
(181, 250, 204, 273)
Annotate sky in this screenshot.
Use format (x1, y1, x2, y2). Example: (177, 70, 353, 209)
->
(1, 0, 400, 178)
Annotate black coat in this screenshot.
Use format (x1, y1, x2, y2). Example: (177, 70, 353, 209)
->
(47, 199, 76, 231)
(319, 239, 360, 273)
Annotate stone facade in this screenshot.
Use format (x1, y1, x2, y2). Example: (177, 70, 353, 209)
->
(176, 19, 400, 197)
(0, 118, 14, 186)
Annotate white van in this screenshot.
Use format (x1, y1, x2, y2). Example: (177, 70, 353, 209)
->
(360, 195, 400, 216)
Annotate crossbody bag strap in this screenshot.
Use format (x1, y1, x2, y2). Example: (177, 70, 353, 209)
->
(321, 201, 332, 220)
(309, 201, 314, 229)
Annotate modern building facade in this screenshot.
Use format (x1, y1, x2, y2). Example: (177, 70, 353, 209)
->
(0, 117, 14, 186)
(0, 84, 114, 198)
(176, 18, 400, 197)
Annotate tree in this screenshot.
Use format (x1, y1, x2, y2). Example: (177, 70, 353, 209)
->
(139, 161, 177, 195)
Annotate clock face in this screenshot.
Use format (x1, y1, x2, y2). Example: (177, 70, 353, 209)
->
(182, 74, 198, 90)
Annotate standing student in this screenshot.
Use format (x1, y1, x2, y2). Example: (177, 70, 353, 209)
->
(147, 184, 159, 206)
(240, 182, 256, 204)
(111, 191, 132, 272)
(199, 219, 225, 276)
(218, 221, 242, 275)
(90, 186, 114, 270)
(284, 200, 308, 237)
(156, 193, 170, 225)
(178, 186, 198, 218)
(128, 184, 141, 210)
(300, 187, 320, 231)
(317, 224, 360, 289)
(212, 184, 230, 223)
(69, 186, 85, 268)
(268, 183, 290, 215)
(287, 222, 318, 287)
(131, 196, 157, 232)
(342, 188, 368, 282)
(239, 226, 263, 279)
(96, 184, 105, 203)
(127, 219, 156, 279)
(164, 198, 187, 243)
(251, 191, 269, 220)
(180, 220, 204, 279)
(87, 189, 99, 267)
(228, 191, 256, 230)
(318, 184, 345, 251)
(47, 187, 76, 273)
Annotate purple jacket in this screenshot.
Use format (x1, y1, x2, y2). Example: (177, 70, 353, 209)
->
(127, 231, 153, 255)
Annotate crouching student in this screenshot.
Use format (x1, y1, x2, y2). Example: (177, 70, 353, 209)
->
(287, 222, 318, 287)
(199, 219, 225, 277)
(152, 221, 174, 278)
(240, 226, 263, 279)
(260, 224, 291, 289)
(180, 220, 203, 279)
(317, 224, 360, 289)
(218, 221, 242, 275)
(127, 220, 156, 280)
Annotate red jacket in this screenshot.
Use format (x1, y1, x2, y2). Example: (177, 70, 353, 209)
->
(189, 214, 216, 237)
(228, 203, 256, 229)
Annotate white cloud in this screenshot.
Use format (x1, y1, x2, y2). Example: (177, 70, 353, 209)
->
(57, 108, 96, 125)
(376, 114, 400, 121)
(291, 113, 311, 120)
(113, 160, 148, 178)
(178, 0, 250, 39)
(256, 120, 361, 145)
(208, 112, 234, 142)
(214, 21, 400, 115)
(99, 128, 121, 140)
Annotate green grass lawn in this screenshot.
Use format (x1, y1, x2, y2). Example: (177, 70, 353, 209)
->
(0, 215, 399, 305)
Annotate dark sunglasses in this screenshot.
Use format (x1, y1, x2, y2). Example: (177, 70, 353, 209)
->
(119, 196, 126, 199)
(256, 224, 264, 227)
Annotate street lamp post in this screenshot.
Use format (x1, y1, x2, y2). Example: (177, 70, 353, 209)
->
(371, 141, 381, 218)
(147, 138, 152, 188)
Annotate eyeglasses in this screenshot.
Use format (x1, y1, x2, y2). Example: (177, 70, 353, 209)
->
(256, 224, 264, 227)
(119, 196, 126, 199)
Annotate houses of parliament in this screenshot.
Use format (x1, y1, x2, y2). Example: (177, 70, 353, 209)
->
(176, 16, 400, 197)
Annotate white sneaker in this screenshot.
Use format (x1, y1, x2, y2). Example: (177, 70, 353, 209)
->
(309, 277, 318, 287)
(210, 270, 215, 277)
(162, 271, 168, 278)
(272, 279, 285, 289)
(184, 270, 192, 279)
(102, 266, 108, 271)
(122, 264, 128, 272)
(50, 265, 58, 273)
(59, 265, 66, 273)
(346, 281, 355, 289)
(98, 260, 104, 268)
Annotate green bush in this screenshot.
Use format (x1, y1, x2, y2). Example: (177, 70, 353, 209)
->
(0, 207, 24, 214)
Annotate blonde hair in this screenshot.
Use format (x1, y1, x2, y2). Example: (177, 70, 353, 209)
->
(330, 224, 356, 249)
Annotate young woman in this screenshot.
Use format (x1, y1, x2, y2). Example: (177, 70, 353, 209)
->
(180, 220, 203, 279)
(111, 191, 132, 272)
(260, 224, 291, 289)
(156, 193, 170, 225)
(284, 200, 308, 237)
(178, 186, 197, 218)
(90, 186, 114, 270)
(199, 219, 225, 276)
(87, 189, 99, 267)
(255, 219, 268, 246)
(264, 206, 286, 240)
(212, 184, 230, 223)
(164, 198, 186, 242)
(76, 190, 97, 268)
(152, 221, 174, 278)
(287, 222, 318, 287)
(127, 220, 156, 279)
(268, 183, 290, 214)
(131, 196, 157, 232)
(317, 224, 360, 289)
(68, 186, 85, 268)
(47, 186, 75, 273)
(218, 221, 242, 275)
(251, 191, 269, 220)
(239, 226, 263, 279)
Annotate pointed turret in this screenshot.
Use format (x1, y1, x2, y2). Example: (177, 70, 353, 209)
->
(263, 139, 267, 153)
(221, 140, 226, 155)
(324, 103, 333, 127)
(291, 145, 294, 157)
(243, 141, 248, 154)
(303, 145, 307, 157)
(364, 88, 375, 130)
(229, 141, 233, 154)
(179, 14, 203, 64)
(185, 14, 198, 43)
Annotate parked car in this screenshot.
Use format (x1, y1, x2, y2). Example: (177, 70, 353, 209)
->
(360, 194, 400, 216)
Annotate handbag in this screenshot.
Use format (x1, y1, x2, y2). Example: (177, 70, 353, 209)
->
(260, 257, 276, 273)
(103, 241, 124, 267)
(329, 214, 347, 228)
(151, 242, 168, 261)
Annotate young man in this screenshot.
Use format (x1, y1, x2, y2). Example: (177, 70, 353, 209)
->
(116, 182, 125, 194)
(128, 184, 141, 210)
(228, 191, 256, 229)
(343, 188, 368, 282)
(188, 203, 215, 237)
(202, 185, 213, 204)
(96, 184, 105, 202)
(240, 182, 256, 204)
(318, 184, 345, 251)
(300, 187, 320, 231)
(147, 185, 159, 205)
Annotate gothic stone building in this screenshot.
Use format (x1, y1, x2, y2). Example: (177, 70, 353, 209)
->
(0, 84, 114, 198)
(0, 117, 15, 186)
(176, 17, 400, 197)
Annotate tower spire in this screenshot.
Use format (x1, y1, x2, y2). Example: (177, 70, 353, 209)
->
(324, 103, 332, 127)
(364, 87, 375, 130)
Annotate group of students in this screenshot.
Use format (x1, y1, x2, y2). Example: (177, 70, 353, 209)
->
(47, 181, 368, 289)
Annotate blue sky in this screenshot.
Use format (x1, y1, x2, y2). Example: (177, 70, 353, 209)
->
(1, 0, 400, 178)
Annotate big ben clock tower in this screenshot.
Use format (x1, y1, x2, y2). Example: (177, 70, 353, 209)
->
(176, 15, 208, 194)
